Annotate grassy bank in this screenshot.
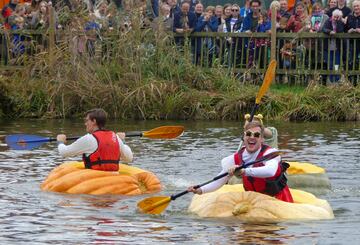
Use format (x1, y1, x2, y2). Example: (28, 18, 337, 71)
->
(0, 19, 359, 121)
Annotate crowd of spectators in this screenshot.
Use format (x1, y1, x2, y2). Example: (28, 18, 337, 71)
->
(1, 0, 360, 83)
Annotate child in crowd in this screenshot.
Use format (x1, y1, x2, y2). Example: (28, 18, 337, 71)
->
(280, 40, 295, 83)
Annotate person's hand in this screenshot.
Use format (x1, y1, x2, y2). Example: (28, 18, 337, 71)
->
(330, 31, 335, 35)
(356, 28, 360, 33)
(187, 186, 202, 195)
(116, 132, 126, 140)
(57, 134, 66, 143)
(204, 13, 210, 21)
(348, 28, 355, 33)
(228, 167, 244, 176)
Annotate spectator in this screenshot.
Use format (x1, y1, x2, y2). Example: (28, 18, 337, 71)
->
(11, 16, 27, 61)
(240, 0, 251, 18)
(31, 1, 50, 29)
(280, 40, 295, 83)
(308, 2, 329, 70)
(337, 0, 351, 18)
(8, 4, 28, 28)
(223, 4, 243, 33)
(1, 0, 19, 29)
(214, 5, 223, 30)
(310, 2, 328, 33)
(24, 3, 34, 27)
(276, 0, 291, 32)
(325, 0, 338, 17)
(286, 3, 310, 33)
(173, 1, 196, 46)
(322, 9, 345, 83)
(242, 0, 262, 33)
(251, 10, 271, 69)
(151, 3, 173, 32)
(84, 13, 101, 57)
(222, 3, 232, 21)
(223, 4, 243, 68)
(166, 0, 180, 18)
(194, 2, 204, 20)
(346, 0, 360, 84)
(194, 5, 218, 66)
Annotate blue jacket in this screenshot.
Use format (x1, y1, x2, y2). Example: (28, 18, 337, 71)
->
(256, 21, 271, 33)
(242, 11, 258, 32)
(194, 16, 218, 54)
(195, 16, 218, 32)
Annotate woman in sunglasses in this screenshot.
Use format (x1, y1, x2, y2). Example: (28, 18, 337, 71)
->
(188, 121, 293, 203)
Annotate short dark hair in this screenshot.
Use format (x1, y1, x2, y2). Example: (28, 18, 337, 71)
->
(250, 0, 262, 6)
(86, 108, 107, 129)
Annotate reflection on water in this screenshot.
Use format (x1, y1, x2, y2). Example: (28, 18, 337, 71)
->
(0, 119, 359, 243)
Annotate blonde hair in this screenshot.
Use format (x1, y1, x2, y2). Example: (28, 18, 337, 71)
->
(244, 113, 264, 125)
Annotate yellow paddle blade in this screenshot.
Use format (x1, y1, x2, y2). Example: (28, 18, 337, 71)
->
(255, 60, 277, 104)
(137, 196, 171, 214)
(142, 126, 184, 139)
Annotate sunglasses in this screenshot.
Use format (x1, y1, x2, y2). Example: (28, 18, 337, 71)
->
(232, 9, 239, 12)
(244, 131, 261, 138)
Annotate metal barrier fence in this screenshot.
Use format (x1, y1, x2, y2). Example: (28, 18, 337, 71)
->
(1, 30, 359, 84)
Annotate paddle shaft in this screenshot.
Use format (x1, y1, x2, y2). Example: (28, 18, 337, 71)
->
(249, 104, 259, 122)
(54, 133, 143, 142)
(22, 136, 80, 143)
(170, 151, 281, 201)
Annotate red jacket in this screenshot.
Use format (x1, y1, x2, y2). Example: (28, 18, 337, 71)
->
(234, 145, 293, 202)
(83, 130, 120, 171)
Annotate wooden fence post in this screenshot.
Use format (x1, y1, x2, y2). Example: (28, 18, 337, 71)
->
(270, 1, 278, 62)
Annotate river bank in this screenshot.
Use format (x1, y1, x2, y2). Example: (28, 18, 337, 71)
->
(1, 68, 359, 121)
(0, 27, 359, 121)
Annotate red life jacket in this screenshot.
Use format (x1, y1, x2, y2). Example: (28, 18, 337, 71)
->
(83, 130, 120, 171)
(234, 145, 291, 199)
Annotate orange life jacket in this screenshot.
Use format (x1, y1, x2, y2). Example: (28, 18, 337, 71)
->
(234, 145, 289, 196)
(83, 130, 120, 171)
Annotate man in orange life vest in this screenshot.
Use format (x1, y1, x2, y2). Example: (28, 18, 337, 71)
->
(188, 121, 293, 202)
(56, 108, 133, 171)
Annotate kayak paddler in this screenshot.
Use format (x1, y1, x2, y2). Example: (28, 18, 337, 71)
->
(56, 108, 133, 171)
(188, 121, 293, 203)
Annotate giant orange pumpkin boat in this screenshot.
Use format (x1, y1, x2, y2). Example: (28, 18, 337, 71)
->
(41, 162, 162, 195)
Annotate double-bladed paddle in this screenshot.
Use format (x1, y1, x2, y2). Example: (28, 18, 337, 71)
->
(249, 59, 277, 122)
(5, 126, 185, 150)
(137, 150, 282, 215)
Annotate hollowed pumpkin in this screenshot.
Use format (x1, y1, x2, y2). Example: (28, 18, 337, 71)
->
(41, 162, 162, 195)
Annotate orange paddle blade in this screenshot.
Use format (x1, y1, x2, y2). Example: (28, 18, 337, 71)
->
(137, 196, 171, 214)
(143, 126, 184, 139)
(255, 60, 277, 104)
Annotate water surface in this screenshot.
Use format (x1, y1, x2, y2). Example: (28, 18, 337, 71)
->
(0, 119, 359, 244)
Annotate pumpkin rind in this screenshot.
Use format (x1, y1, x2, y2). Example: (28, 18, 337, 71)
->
(41, 162, 162, 195)
(188, 184, 334, 222)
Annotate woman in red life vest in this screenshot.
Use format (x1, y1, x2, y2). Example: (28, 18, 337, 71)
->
(188, 121, 293, 203)
(56, 108, 133, 171)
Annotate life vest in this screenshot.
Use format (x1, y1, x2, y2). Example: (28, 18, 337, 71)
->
(82, 130, 120, 171)
(234, 145, 289, 197)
